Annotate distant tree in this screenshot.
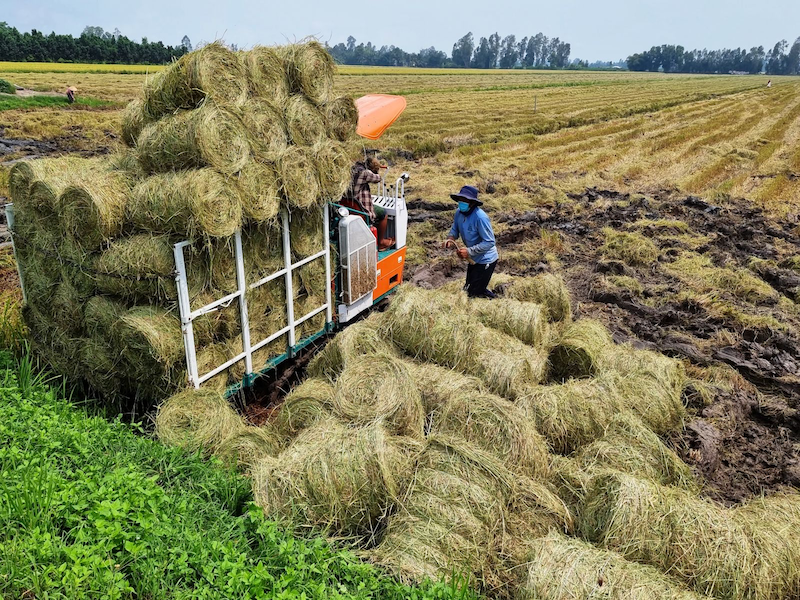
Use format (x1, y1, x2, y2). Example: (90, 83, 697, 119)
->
(487, 32, 501, 67)
(787, 37, 800, 75)
(82, 26, 105, 38)
(451, 32, 474, 68)
(498, 34, 518, 68)
(471, 36, 492, 68)
(346, 35, 356, 53)
(181, 35, 192, 52)
(766, 40, 788, 74)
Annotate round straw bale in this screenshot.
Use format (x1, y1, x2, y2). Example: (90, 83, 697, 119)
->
(382, 285, 546, 399)
(517, 532, 712, 600)
(322, 96, 358, 142)
(251, 419, 421, 538)
(430, 393, 550, 478)
(275, 146, 321, 209)
(208, 225, 284, 293)
(240, 99, 289, 157)
(155, 387, 245, 454)
(499, 272, 572, 322)
(333, 353, 425, 439)
(113, 306, 187, 382)
(128, 169, 243, 238)
(279, 41, 335, 104)
(120, 97, 151, 147)
(574, 412, 697, 491)
(24, 157, 106, 215)
(194, 342, 231, 394)
(580, 471, 756, 600)
(548, 318, 614, 381)
(16, 247, 61, 306)
(547, 454, 595, 515)
(142, 42, 248, 119)
(236, 159, 282, 222)
(307, 315, 393, 381)
(403, 360, 485, 414)
(23, 304, 83, 381)
(95, 234, 210, 302)
(285, 94, 326, 146)
(50, 278, 85, 335)
(517, 374, 628, 454)
(470, 296, 550, 348)
(81, 337, 124, 399)
(273, 378, 335, 440)
(136, 103, 250, 175)
(599, 344, 687, 434)
(241, 46, 288, 101)
(216, 424, 282, 470)
(59, 170, 131, 248)
(83, 295, 128, 339)
(289, 206, 324, 258)
(9, 161, 36, 203)
(735, 494, 800, 600)
(312, 139, 351, 201)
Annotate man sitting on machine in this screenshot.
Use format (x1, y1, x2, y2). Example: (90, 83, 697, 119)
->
(343, 157, 394, 250)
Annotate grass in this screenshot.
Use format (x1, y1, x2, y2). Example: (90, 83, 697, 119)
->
(0, 61, 165, 74)
(0, 95, 115, 111)
(0, 349, 479, 600)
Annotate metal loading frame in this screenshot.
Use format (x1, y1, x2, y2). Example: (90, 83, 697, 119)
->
(174, 204, 333, 390)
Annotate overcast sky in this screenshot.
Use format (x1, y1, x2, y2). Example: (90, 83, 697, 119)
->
(4, 0, 800, 61)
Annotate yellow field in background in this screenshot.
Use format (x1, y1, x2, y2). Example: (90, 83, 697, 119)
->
(0, 61, 164, 74)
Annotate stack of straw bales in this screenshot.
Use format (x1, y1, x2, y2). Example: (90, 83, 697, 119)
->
(10, 41, 357, 407)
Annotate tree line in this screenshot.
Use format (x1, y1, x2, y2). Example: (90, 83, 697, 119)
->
(627, 39, 800, 75)
(0, 23, 190, 64)
(326, 32, 575, 69)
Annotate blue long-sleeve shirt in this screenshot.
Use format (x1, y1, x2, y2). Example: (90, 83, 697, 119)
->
(448, 207, 498, 265)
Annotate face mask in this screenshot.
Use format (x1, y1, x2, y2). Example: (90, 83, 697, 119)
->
(458, 201, 471, 213)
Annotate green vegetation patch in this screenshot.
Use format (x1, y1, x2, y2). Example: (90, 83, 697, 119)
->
(0, 78, 15, 94)
(0, 351, 478, 600)
(601, 229, 660, 267)
(0, 95, 115, 111)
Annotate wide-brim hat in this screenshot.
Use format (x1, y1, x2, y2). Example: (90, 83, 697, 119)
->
(450, 185, 482, 205)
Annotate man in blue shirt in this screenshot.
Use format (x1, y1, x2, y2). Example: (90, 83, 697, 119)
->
(444, 185, 499, 299)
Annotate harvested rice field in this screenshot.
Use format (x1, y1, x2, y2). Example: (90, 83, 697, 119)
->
(2, 48, 800, 599)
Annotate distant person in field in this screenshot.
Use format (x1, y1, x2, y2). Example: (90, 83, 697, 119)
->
(767, 80, 772, 88)
(344, 156, 394, 250)
(444, 185, 498, 299)
(66, 86, 76, 103)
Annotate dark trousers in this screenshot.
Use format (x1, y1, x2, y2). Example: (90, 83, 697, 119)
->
(465, 260, 497, 297)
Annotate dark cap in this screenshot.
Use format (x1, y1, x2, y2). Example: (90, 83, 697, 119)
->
(450, 185, 482, 205)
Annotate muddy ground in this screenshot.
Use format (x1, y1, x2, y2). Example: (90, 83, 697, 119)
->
(408, 188, 800, 505)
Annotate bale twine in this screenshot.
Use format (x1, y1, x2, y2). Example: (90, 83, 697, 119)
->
(241, 46, 289, 101)
(136, 103, 251, 175)
(307, 315, 393, 381)
(240, 99, 289, 156)
(95, 234, 209, 302)
(275, 146, 320, 209)
(429, 392, 550, 478)
(322, 96, 358, 142)
(548, 318, 614, 381)
(382, 285, 546, 399)
(333, 353, 425, 439)
(236, 159, 282, 223)
(127, 169, 243, 238)
(142, 42, 248, 119)
(59, 170, 131, 249)
(580, 471, 757, 600)
(517, 532, 712, 600)
(574, 412, 697, 491)
(155, 388, 245, 454)
(470, 295, 550, 348)
(498, 272, 572, 322)
(284, 94, 326, 146)
(599, 344, 687, 434)
(279, 41, 335, 104)
(517, 374, 628, 454)
(273, 378, 335, 440)
(216, 424, 282, 471)
(252, 420, 421, 539)
(312, 139, 351, 201)
(120, 97, 151, 147)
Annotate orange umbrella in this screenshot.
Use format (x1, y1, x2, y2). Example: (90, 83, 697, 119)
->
(355, 94, 407, 140)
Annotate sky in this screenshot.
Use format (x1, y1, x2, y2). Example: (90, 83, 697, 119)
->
(3, 0, 800, 61)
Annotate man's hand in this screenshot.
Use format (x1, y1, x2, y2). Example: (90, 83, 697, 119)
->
(456, 248, 470, 260)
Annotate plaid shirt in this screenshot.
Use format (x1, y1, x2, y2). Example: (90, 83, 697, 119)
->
(345, 162, 381, 220)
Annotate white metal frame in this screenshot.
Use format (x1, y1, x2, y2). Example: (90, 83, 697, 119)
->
(339, 215, 378, 305)
(174, 204, 332, 389)
(4, 203, 27, 304)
